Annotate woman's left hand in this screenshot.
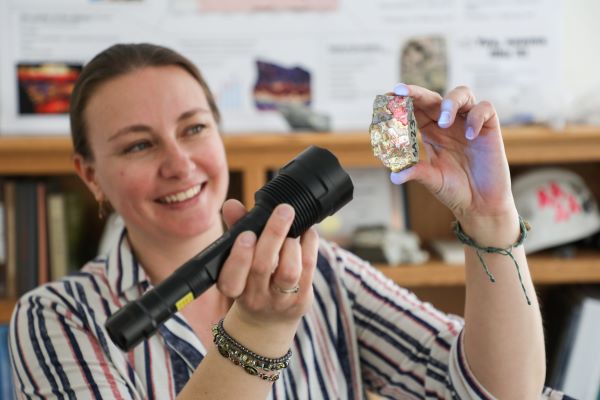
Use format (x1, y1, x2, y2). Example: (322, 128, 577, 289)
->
(389, 84, 518, 228)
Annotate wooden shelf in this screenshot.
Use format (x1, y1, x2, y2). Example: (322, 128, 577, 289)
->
(3, 124, 600, 173)
(226, 124, 600, 167)
(377, 251, 600, 287)
(3, 125, 600, 204)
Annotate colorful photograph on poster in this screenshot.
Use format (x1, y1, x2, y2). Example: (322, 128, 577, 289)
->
(253, 60, 311, 111)
(17, 63, 82, 115)
(400, 36, 448, 96)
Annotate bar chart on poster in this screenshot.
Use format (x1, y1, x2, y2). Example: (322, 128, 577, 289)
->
(0, 0, 563, 135)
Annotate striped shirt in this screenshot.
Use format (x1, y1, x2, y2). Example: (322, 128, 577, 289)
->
(9, 230, 568, 399)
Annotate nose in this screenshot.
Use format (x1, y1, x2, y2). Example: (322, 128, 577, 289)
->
(159, 141, 196, 179)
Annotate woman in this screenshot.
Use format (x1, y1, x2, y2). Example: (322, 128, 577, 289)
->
(9, 43, 559, 399)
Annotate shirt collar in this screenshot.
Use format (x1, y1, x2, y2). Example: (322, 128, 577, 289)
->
(106, 228, 151, 298)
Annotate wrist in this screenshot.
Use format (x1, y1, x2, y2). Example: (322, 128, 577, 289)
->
(457, 208, 521, 248)
(223, 304, 299, 358)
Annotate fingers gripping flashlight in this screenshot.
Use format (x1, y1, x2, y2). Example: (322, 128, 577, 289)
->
(105, 146, 354, 351)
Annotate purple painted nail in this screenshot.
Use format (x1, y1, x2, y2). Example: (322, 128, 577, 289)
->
(441, 98, 453, 111)
(393, 83, 409, 96)
(438, 111, 451, 127)
(465, 126, 475, 140)
(390, 170, 410, 185)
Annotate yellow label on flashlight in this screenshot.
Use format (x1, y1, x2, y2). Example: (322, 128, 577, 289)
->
(175, 292, 194, 311)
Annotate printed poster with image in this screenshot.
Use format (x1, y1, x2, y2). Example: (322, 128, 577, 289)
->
(0, 0, 563, 135)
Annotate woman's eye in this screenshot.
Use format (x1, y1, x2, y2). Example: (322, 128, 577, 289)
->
(124, 141, 152, 154)
(187, 124, 206, 136)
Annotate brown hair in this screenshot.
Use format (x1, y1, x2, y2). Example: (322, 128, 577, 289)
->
(70, 43, 221, 160)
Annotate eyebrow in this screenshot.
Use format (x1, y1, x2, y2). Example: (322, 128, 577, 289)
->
(108, 107, 212, 142)
(108, 124, 152, 142)
(178, 107, 211, 122)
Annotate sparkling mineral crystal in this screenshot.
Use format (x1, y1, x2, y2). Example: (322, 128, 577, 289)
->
(369, 95, 419, 172)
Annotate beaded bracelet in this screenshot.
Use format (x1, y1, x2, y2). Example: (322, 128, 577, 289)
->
(212, 319, 292, 381)
(452, 215, 532, 305)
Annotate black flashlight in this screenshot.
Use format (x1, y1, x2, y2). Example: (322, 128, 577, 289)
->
(105, 145, 354, 351)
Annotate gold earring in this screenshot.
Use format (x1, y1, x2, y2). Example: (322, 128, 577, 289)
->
(98, 199, 108, 219)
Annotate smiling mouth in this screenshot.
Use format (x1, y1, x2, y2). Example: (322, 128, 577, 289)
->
(157, 184, 203, 204)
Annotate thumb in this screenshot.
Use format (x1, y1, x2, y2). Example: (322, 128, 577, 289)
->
(390, 163, 424, 185)
(390, 168, 414, 185)
(221, 198, 248, 229)
(390, 163, 441, 194)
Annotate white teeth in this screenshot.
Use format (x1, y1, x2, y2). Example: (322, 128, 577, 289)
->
(161, 185, 201, 204)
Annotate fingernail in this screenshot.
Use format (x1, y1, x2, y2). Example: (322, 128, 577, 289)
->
(239, 231, 256, 246)
(393, 83, 409, 96)
(441, 98, 453, 111)
(276, 204, 294, 219)
(465, 126, 475, 140)
(438, 111, 451, 127)
(390, 170, 410, 185)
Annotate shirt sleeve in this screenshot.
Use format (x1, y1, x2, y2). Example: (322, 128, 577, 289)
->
(8, 285, 139, 400)
(326, 242, 573, 400)
(328, 242, 493, 399)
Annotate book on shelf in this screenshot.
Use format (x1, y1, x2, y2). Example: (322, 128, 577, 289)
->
(550, 288, 600, 400)
(47, 192, 70, 281)
(0, 179, 93, 299)
(0, 324, 16, 400)
(36, 182, 49, 286)
(14, 180, 39, 296)
(48, 187, 92, 280)
(2, 181, 17, 299)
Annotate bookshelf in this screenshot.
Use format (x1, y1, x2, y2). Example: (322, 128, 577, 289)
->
(1, 125, 600, 322)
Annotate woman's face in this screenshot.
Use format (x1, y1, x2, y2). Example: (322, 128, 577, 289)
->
(77, 66, 229, 244)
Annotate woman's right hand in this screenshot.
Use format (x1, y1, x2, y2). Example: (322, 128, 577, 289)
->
(216, 199, 319, 355)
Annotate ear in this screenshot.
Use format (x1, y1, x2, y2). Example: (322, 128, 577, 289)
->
(73, 154, 104, 201)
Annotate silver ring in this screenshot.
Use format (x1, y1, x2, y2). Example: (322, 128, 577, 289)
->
(274, 284, 300, 294)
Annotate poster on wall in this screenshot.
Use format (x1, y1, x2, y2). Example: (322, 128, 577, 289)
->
(0, 0, 563, 135)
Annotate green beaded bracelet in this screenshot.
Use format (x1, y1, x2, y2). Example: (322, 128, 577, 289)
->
(452, 215, 532, 305)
